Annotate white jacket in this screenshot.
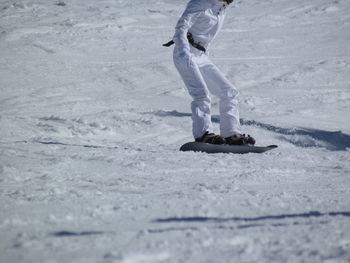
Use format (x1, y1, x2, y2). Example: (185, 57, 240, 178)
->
(173, 0, 228, 53)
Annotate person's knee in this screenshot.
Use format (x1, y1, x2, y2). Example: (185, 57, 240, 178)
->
(229, 87, 239, 98)
(217, 86, 239, 99)
(189, 88, 211, 102)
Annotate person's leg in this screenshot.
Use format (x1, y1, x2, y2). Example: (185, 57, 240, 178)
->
(197, 56, 241, 137)
(173, 49, 213, 138)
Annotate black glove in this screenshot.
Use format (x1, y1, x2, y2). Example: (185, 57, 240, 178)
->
(225, 0, 234, 4)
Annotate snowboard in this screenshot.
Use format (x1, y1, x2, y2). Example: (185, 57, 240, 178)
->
(180, 142, 278, 154)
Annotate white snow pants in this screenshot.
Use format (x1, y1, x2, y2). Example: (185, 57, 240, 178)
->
(173, 46, 241, 138)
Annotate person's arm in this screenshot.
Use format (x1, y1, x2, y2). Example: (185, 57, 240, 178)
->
(173, 2, 202, 54)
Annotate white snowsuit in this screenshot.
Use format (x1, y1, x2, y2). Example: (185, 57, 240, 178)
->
(173, 0, 241, 138)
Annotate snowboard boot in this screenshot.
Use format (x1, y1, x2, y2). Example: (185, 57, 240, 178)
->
(195, 131, 226, 145)
(225, 133, 256, 145)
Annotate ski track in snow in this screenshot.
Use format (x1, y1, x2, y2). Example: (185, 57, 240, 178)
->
(1, 0, 350, 262)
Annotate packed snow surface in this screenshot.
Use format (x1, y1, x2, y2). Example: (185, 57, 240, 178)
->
(1, 0, 350, 262)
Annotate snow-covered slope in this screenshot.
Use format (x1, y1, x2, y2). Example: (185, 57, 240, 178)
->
(1, 0, 350, 262)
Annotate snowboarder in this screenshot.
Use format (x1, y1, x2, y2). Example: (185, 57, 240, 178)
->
(164, 0, 255, 145)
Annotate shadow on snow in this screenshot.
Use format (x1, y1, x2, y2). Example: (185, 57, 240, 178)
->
(153, 211, 350, 224)
(50, 231, 104, 237)
(152, 110, 350, 151)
